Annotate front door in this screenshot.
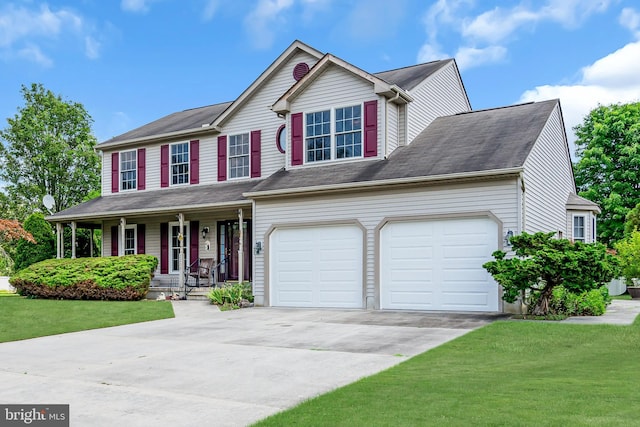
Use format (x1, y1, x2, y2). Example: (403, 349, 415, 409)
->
(217, 219, 251, 282)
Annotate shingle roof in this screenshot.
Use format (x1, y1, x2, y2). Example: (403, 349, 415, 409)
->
(373, 59, 453, 90)
(98, 101, 232, 146)
(49, 180, 256, 221)
(248, 100, 560, 195)
(566, 193, 601, 212)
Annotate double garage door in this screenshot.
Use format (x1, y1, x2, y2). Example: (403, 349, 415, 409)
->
(269, 218, 499, 311)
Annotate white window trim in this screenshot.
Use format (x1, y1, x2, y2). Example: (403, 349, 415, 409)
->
(124, 224, 137, 256)
(169, 221, 190, 274)
(170, 142, 190, 186)
(228, 132, 250, 180)
(304, 103, 364, 164)
(573, 214, 586, 243)
(120, 149, 137, 192)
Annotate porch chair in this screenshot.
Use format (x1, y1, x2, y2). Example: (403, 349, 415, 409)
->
(188, 257, 215, 287)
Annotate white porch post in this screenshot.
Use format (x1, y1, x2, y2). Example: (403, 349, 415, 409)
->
(178, 213, 185, 289)
(119, 217, 126, 256)
(71, 222, 77, 259)
(238, 209, 244, 284)
(56, 223, 62, 259)
(89, 228, 94, 257)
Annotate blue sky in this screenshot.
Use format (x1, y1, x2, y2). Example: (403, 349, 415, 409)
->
(1, 0, 640, 156)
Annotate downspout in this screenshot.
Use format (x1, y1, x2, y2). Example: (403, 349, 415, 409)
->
(238, 209, 244, 284)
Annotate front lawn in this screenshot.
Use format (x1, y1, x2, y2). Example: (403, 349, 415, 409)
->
(256, 317, 640, 426)
(0, 298, 174, 343)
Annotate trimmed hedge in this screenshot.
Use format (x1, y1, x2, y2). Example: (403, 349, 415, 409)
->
(10, 255, 158, 301)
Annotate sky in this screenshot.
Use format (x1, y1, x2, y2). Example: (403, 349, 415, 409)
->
(1, 0, 640, 159)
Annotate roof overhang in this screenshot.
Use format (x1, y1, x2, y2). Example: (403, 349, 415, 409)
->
(271, 54, 413, 115)
(96, 125, 222, 150)
(244, 167, 523, 200)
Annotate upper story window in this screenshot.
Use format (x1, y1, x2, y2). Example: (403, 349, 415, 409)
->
(171, 142, 189, 185)
(120, 150, 137, 191)
(305, 105, 362, 163)
(573, 215, 585, 243)
(229, 133, 250, 179)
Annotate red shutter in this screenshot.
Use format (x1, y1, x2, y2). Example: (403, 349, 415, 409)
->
(137, 224, 145, 254)
(160, 223, 169, 274)
(111, 226, 118, 256)
(111, 152, 119, 193)
(160, 144, 169, 188)
(291, 113, 303, 166)
(190, 140, 199, 185)
(250, 130, 261, 178)
(217, 136, 227, 181)
(190, 220, 199, 273)
(364, 100, 378, 158)
(137, 148, 146, 191)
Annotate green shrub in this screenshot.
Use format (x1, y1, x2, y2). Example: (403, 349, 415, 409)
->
(615, 230, 640, 285)
(9, 255, 158, 300)
(546, 285, 610, 316)
(208, 282, 253, 310)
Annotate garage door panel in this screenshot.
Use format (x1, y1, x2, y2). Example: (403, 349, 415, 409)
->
(381, 218, 498, 312)
(271, 225, 363, 308)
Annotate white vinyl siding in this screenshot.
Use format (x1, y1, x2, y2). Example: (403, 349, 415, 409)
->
(523, 104, 575, 235)
(288, 65, 379, 168)
(386, 102, 399, 155)
(219, 51, 321, 180)
(254, 179, 518, 308)
(407, 61, 471, 144)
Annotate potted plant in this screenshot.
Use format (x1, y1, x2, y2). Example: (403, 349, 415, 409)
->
(615, 231, 640, 298)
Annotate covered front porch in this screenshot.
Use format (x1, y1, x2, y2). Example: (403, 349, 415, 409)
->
(46, 181, 258, 300)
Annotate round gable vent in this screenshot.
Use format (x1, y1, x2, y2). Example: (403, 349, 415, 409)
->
(293, 62, 310, 81)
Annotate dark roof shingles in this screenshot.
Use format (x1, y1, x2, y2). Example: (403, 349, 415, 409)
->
(373, 60, 452, 91)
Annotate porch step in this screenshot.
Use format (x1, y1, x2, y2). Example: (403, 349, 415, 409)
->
(186, 287, 211, 301)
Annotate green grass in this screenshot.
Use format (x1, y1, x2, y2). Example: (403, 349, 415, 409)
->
(255, 317, 640, 427)
(612, 294, 632, 300)
(0, 298, 174, 343)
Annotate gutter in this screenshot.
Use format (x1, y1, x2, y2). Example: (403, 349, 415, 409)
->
(97, 124, 222, 150)
(244, 167, 524, 199)
(46, 199, 252, 222)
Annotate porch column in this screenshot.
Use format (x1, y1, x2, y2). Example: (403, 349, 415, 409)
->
(71, 221, 77, 259)
(120, 217, 127, 256)
(89, 228, 94, 257)
(56, 223, 63, 259)
(178, 213, 185, 289)
(238, 209, 244, 284)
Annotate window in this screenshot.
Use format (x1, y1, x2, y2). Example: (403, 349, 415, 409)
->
(124, 225, 137, 255)
(229, 133, 249, 178)
(573, 215, 585, 243)
(171, 143, 189, 185)
(335, 105, 362, 159)
(276, 125, 286, 153)
(120, 150, 137, 191)
(306, 105, 362, 163)
(306, 110, 331, 162)
(169, 222, 189, 273)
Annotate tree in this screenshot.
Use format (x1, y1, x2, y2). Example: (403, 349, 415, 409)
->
(14, 213, 55, 271)
(0, 219, 35, 275)
(573, 102, 640, 246)
(624, 202, 640, 236)
(483, 232, 618, 316)
(0, 83, 100, 216)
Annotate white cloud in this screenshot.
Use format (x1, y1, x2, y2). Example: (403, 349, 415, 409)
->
(244, 0, 294, 49)
(121, 0, 153, 14)
(419, 0, 613, 68)
(202, 0, 220, 21)
(520, 40, 640, 156)
(17, 43, 53, 67)
(455, 45, 507, 70)
(0, 3, 101, 64)
(417, 43, 447, 63)
(620, 7, 640, 38)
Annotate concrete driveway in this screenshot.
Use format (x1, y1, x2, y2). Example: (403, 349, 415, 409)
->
(0, 302, 502, 426)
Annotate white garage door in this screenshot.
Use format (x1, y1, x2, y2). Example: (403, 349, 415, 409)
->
(380, 218, 499, 312)
(270, 225, 363, 308)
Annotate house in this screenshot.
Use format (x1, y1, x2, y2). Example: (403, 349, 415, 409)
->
(48, 40, 599, 312)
